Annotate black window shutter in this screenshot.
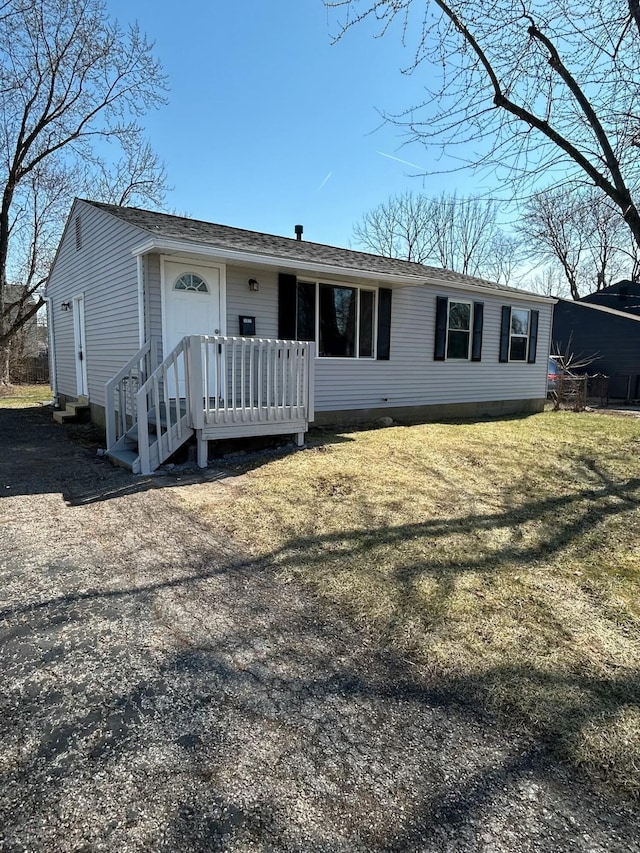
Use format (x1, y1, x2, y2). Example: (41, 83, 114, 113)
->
(376, 288, 392, 360)
(528, 309, 539, 363)
(296, 281, 316, 341)
(434, 296, 448, 360)
(499, 306, 511, 362)
(278, 273, 297, 339)
(471, 301, 484, 361)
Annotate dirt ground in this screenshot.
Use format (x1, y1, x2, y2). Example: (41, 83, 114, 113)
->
(1, 404, 639, 852)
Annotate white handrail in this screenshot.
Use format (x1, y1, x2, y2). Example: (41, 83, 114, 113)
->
(107, 335, 313, 474)
(136, 337, 190, 475)
(105, 340, 152, 449)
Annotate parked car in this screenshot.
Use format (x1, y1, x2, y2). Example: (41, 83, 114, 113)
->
(547, 355, 575, 395)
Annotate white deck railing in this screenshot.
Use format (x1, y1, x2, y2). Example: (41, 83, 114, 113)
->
(187, 335, 315, 429)
(136, 337, 191, 475)
(105, 340, 152, 449)
(106, 335, 314, 472)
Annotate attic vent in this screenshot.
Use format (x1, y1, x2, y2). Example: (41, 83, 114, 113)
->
(75, 215, 82, 251)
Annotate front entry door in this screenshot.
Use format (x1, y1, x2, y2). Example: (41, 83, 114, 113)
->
(72, 293, 88, 397)
(163, 261, 222, 397)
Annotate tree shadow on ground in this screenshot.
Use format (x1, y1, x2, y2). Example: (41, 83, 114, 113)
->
(1, 455, 639, 848)
(0, 404, 354, 506)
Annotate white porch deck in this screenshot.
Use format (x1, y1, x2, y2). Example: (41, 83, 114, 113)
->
(105, 335, 314, 474)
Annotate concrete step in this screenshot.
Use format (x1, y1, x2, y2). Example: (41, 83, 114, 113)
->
(52, 397, 90, 425)
(66, 402, 90, 417)
(105, 448, 139, 471)
(53, 410, 76, 424)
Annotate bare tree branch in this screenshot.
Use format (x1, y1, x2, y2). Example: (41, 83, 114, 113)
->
(518, 185, 635, 298)
(326, 0, 640, 250)
(353, 190, 522, 283)
(0, 0, 169, 383)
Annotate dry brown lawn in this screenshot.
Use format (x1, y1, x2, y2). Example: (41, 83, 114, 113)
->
(158, 410, 640, 796)
(0, 384, 51, 409)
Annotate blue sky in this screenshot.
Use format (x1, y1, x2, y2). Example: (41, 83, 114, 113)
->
(105, 0, 487, 248)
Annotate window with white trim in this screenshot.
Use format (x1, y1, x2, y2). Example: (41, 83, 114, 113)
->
(279, 274, 391, 360)
(296, 281, 376, 358)
(499, 305, 539, 363)
(509, 308, 530, 361)
(447, 300, 472, 359)
(434, 296, 484, 361)
(174, 273, 209, 293)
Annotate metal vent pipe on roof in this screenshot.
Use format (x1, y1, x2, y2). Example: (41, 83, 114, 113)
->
(295, 224, 303, 241)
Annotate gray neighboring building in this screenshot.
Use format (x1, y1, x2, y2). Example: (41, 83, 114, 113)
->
(581, 280, 640, 317)
(46, 199, 554, 472)
(552, 298, 640, 399)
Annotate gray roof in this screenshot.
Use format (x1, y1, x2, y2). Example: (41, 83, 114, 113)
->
(84, 199, 539, 297)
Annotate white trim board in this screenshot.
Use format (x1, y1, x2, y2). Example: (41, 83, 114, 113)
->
(132, 237, 555, 305)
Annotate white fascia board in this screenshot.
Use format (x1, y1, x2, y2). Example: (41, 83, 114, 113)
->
(131, 236, 423, 285)
(131, 236, 555, 304)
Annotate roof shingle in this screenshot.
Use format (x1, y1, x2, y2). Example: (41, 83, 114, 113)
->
(84, 199, 542, 297)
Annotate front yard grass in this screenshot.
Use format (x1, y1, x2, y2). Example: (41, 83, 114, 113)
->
(180, 410, 640, 798)
(0, 384, 51, 408)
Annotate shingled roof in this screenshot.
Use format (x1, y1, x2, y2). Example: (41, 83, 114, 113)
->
(85, 199, 538, 297)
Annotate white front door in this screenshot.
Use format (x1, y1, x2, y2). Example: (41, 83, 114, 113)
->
(72, 293, 88, 397)
(163, 261, 222, 396)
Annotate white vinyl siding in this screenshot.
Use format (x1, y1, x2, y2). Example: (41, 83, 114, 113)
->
(151, 264, 550, 413)
(313, 285, 551, 413)
(47, 199, 552, 421)
(146, 261, 280, 360)
(145, 253, 162, 345)
(46, 200, 149, 407)
(225, 266, 278, 338)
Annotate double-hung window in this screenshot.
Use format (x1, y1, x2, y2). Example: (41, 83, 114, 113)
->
(434, 296, 484, 361)
(509, 309, 530, 360)
(316, 283, 375, 357)
(499, 306, 539, 363)
(446, 300, 472, 359)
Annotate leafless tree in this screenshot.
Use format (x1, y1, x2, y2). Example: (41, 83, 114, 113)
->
(428, 193, 503, 277)
(353, 191, 434, 262)
(91, 138, 168, 208)
(521, 265, 571, 299)
(353, 190, 521, 282)
(0, 0, 168, 385)
(486, 229, 522, 286)
(519, 186, 638, 299)
(327, 1, 640, 253)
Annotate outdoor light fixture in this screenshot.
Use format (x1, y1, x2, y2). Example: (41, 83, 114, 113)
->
(61, 301, 71, 311)
(248, 278, 259, 292)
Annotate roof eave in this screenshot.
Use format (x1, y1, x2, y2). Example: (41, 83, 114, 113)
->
(131, 236, 426, 286)
(131, 236, 555, 303)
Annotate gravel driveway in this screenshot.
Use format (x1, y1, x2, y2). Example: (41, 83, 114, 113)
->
(1, 405, 639, 852)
